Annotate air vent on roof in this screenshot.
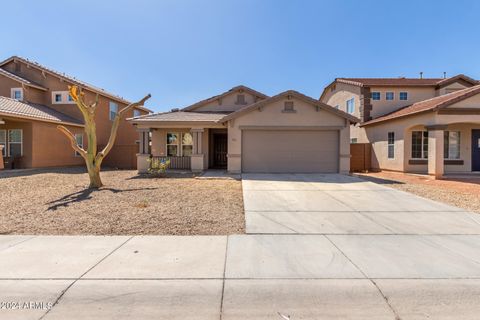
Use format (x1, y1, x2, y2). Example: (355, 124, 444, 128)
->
(419, 72, 423, 79)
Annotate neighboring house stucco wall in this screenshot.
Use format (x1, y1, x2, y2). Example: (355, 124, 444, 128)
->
(365, 95, 480, 174)
(226, 97, 351, 173)
(0, 59, 149, 169)
(369, 86, 436, 119)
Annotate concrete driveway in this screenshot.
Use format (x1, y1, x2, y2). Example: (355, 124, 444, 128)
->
(2, 174, 480, 319)
(243, 173, 480, 234)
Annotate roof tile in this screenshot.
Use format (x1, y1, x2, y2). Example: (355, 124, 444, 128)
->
(0, 96, 83, 125)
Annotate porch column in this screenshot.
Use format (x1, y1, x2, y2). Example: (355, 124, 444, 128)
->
(191, 128, 205, 172)
(0, 146, 4, 170)
(137, 128, 150, 173)
(427, 125, 446, 179)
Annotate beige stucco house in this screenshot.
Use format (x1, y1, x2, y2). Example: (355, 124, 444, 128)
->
(130, 86, 358, 174)
(320, 75, 480, 177)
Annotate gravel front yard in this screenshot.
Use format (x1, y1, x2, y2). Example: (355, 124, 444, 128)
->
(0, 168, 244, 235)
(356, 171, 480, 214)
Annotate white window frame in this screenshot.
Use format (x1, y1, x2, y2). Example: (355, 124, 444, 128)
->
(346, 98, 355, 114)
(166, 132, 180, 156)
(74, 133, 84, 157)
(386, 92, 394, 100)
(411, 131, 428, 159)
(52, 91, 76, 105)
(0, 129, 6, 157)
(444, 131, 461, 160)
(11, 88, 23, 100)
(8, 129, 23, 157)
(399, 92, 408, 100)
(181, 132, 193, 156)
(166, 132, 194, 157)
(109, 101, 119, 121)
(387, 132, 395, 159)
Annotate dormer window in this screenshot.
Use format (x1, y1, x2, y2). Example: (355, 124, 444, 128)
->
(236, 94, 246, 105)
(11, 88, 23, 100)
(283, 101, 296, 113)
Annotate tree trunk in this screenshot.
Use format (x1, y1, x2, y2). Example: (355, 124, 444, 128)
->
(87, 163, 103, 188)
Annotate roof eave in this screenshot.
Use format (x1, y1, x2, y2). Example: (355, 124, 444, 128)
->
(0, 111, 84, 127)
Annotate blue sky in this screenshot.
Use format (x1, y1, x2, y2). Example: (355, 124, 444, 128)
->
(2, 0, 479, 112)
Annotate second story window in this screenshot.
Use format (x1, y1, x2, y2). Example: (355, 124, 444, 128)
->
(386, 92, 394, 100)
(400, 92, 408, 100)
(133, 109, 141, 118)
(371, 92, 380, 100)
(109, 102, 119, 120)
(346, 98, 355, 114)
(11, 88, 23, 100)
(52, 91, 75, 104)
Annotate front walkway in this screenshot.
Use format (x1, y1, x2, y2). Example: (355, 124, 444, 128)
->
(2, 174, 480, 319)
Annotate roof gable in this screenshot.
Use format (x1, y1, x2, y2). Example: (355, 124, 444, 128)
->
(221, 90, 359, 123)
(182, 85, 268, 112)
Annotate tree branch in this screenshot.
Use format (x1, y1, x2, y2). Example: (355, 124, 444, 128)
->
(95, 94, 151, 164)
(57, 125, 87, 159)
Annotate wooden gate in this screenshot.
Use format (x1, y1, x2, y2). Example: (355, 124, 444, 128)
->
(350, 143, 371, 172)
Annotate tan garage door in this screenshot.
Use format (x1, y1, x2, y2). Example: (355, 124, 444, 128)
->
(242, 130, 339, 173)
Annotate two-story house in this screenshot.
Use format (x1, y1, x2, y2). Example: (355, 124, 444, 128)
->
(320, 74, 480, 177)
(0, 56, 151, 169)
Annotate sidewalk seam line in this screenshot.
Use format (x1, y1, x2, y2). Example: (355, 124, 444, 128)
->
(38, 236, 134, 320)
(324, 235, 402, 320)
(219, 236, 229, 320)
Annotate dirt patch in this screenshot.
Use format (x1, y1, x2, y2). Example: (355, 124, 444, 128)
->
(0, 167, 245, 235)
(356, 171, 480, 213)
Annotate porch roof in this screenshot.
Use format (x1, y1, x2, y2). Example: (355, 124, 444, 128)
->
(0, 96, 83, 126)
(361, 85, 480, 126)
(129, 110, 228, 123)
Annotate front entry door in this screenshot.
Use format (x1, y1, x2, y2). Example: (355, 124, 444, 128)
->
(472, 130, 480, 171)
(213, 134, 228, 168)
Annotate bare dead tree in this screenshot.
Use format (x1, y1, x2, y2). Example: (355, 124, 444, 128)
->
(58, 85, 151, 188)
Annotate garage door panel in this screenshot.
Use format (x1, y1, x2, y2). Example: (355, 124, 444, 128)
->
(242, 130, 339, 173)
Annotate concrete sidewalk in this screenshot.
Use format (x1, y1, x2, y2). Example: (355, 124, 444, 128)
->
(2, 174, 480, 319)
(1, 234, 480, 319)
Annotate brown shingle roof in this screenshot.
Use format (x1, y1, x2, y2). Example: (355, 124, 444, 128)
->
(0, 96, 83, 126)
(0, 68, 47, 91)
(0, 56, 152, 113)
(361, 85, 480, 126)
(130, 111, 227, 123)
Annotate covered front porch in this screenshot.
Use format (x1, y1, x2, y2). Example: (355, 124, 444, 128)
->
(136, 125, 228, 173)
(404, 120, 480, 178)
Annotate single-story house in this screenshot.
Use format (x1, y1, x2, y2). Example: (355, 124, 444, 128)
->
(129, 86, 359, 174)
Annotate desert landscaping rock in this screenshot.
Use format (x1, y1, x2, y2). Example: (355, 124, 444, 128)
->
(0, 168, 244, 235)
